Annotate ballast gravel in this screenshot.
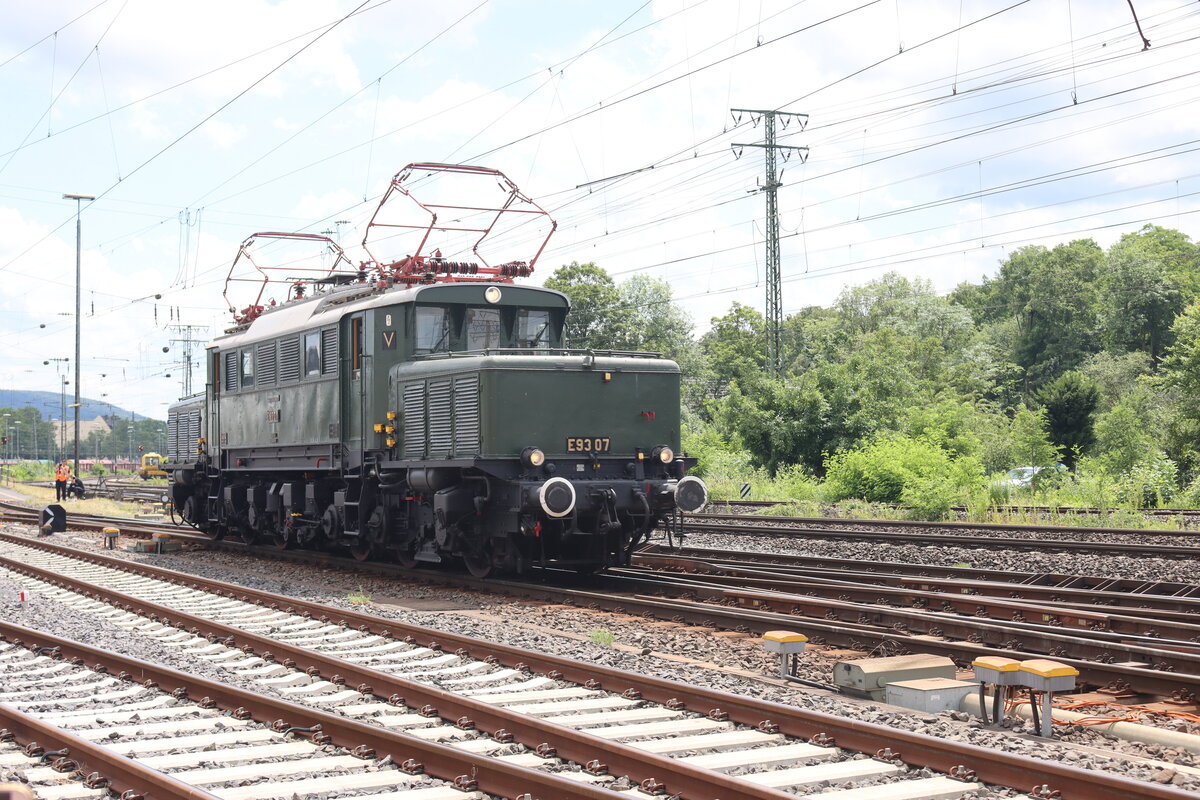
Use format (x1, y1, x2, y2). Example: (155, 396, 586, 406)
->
(2, 522, 1199, 796)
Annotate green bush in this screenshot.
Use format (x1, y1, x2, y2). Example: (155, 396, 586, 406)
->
(1114, 453, 1178, 508)
(824, 434, 984, 506)
(901, 475, 958, 520)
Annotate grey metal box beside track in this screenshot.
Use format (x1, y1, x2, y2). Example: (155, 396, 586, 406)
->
(834, 654, 957, 700)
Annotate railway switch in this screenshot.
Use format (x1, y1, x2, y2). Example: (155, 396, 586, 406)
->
(1017, 659, 1079, 737)
(762, 630, 807, 680)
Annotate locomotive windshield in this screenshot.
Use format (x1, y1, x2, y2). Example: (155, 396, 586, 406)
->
(415, 306, 451, 354)
(412, 301, 563, 353)
(517, 308, 551, 349)
(464, 307, 502, 350)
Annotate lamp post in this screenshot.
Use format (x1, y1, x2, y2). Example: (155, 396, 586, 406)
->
(64, 192, 94, 475)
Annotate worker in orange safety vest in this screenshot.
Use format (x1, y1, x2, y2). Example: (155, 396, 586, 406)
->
(54, 462, 71, 502)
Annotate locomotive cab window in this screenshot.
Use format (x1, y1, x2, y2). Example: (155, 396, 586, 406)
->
(415, 306, 450, 354)
(517, 308, 553, 349)
(240, 350, 254, 388)
(351, 316, 363, 377)
(304, 332, 321, 375)
(464, 306, 501, 351)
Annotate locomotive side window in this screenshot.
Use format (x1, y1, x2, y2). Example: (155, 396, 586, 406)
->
(241, 350, 255, 388)
(415, 306, 450, 354)
(351, 316, 363, 375)
(464, 307, 501, 351)
(517, 309, 552, 349)
(304, 332, 321, 375)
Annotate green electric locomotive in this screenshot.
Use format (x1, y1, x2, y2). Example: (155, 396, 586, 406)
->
(164, 164, 707, 575)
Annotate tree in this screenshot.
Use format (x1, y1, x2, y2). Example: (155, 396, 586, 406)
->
(612, 273, 694, 360)
(1035, 371, 1100, 468)
(1091, 385, 1162, 475)
(719, 376, 830, 475)
(1007, 405, 1061, 469)
(543, 261, 622, 349)
(1100, 231, 1185, 366)
(1078, 350, 1151, 410)
(700, 302, 765, 386)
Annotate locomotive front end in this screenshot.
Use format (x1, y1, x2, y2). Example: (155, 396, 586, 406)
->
(390, 350, 706, 574)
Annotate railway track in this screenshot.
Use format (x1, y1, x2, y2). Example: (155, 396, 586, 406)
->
(683, 516, 1200, 558)
(0, 625, 620, 800)
(2, 529, 1194, 800)
(635, 545, 1200, 614)
(4, 500, 1200, 700)
(716, 500, 1200, 519)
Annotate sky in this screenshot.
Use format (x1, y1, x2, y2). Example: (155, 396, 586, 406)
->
(1, 0, 1198, 419)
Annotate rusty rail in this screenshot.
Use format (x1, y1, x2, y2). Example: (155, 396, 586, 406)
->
(1, 533, 1196, 799)
(0, 620, 633, 800)
(0, 704, 217, 800)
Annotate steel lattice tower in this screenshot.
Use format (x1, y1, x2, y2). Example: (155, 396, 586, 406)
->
(732, 108, 808, 375)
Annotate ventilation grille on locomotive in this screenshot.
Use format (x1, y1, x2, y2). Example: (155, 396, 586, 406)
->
(223, 351, 238, 392)
(402, 382, 426, 459)
(321, 328, 338, 375)
(167, 408, 202, 463)
(256, 341, 277, 386)
(427, 379, 453, 456)
(453, 375, 480, 456)
(278, 338, 300, 382)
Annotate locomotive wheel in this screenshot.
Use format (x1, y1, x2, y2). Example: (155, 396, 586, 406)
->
(349, 539, 373, 562)
(462, 542, 494, 579)
(396, 544, 419, 569)
(239, 527, 258, 545)
(271, 526, 292, 550)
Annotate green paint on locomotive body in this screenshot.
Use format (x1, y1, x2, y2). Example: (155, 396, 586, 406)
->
(393, 354, 681, 462)
(195, 280, 675, 470)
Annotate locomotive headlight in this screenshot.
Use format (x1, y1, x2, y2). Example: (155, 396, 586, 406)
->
(521, 446, 545, 468)
(485, 286, 502, 304)
(652, 445, 674, 464)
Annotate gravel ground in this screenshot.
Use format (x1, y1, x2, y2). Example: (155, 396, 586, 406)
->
(3, 522, 1199, 796)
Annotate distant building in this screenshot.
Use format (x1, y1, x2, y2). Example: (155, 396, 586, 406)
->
(51, 415, 111, 447)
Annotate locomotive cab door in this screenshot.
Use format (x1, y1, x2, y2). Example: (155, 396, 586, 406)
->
(344, 313, 366, 460)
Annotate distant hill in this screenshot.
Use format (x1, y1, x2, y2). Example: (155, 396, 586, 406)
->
(0, 389, 159, 422)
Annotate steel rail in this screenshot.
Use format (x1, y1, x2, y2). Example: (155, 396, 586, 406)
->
(0, 551, 795, 800)
(5, 524, 1199, 695)
(691, 511, 1200, 539)
(0, 703, 217, 800)
(684, 519, 1200, 557)
(625, 557, 1200, 643)
(713, 499, 1200, 518)
(0, 620, 626, 800)
(636, 547, 1200, 614)
(640, 544, 1200, 606)
(0, 533, 1195, 799)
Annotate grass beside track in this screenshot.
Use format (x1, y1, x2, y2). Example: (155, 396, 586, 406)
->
(2, 482, 159, 519)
